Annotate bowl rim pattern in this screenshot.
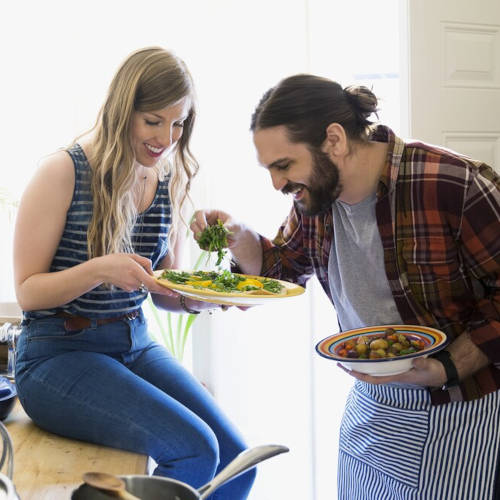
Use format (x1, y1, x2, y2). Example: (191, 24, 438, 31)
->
(315, 324, 448, 364)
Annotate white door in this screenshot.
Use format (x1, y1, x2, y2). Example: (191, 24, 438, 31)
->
(407, 0, 500, 172)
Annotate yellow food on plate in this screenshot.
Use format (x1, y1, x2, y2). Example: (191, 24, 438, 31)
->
(185, 280, 213, 288)
(236, 279, 264, 290)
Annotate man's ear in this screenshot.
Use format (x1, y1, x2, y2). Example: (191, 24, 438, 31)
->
(323, 123, 348, 158)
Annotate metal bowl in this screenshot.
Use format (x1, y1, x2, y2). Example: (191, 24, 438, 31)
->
(72, 475, 200, 500)
(72, 444, 290, 500)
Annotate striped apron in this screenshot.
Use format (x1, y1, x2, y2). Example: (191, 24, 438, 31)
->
(338, 381, 500, 500)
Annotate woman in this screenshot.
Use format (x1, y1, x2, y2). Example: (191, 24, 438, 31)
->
(13, 46, 255, 498)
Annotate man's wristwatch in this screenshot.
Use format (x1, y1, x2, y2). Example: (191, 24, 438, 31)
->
(432, 349, 460, 390)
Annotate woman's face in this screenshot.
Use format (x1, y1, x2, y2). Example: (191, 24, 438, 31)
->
(130, 96, 191, 167)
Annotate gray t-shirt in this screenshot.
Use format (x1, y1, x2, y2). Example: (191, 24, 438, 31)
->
(328, 193, 402, 331)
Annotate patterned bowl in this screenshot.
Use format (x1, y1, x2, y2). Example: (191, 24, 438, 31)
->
(315, 325, 447, 376)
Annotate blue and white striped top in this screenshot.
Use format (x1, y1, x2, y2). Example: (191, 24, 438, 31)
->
(25, 144, 172, 320)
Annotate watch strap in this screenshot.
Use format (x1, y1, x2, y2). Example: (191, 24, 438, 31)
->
(432, 349, 459, 390)
(179, 294, 201, 315)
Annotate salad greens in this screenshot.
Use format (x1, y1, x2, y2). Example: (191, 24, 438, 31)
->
(160, 269, 285, 294)
(197, 219, 231, 266)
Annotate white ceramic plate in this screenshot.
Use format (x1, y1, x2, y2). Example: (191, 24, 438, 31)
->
(154, 270, 305, 307)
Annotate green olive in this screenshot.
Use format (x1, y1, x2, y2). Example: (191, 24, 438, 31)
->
(356, 343, 368, 355)
(370, 338, 389, 350)
(391, 342, 403, 352)
(397, 334, 410, 346)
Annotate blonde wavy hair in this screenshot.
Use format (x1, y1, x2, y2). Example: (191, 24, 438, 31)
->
(81, 46, 198, 261)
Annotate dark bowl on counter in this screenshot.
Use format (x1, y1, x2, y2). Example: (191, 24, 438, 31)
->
(0, 378, 17, 421)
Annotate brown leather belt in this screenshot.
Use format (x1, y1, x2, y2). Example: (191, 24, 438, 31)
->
(54, 310, 140, 332)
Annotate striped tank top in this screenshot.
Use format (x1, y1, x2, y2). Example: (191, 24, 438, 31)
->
(25, 144, 172, 320)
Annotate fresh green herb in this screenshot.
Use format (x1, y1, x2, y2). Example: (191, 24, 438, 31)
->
(160, 269, 285, 295)
(239, 285, 261, 292)
(399, 347, 417, 355)
(262, 279, 285, 294)
(197, 219, 231, 266)
(209, 269, 245, 292)
(161, 270, 193, 284)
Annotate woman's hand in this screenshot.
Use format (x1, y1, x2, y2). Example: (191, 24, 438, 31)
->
(96, 253, 177, 296)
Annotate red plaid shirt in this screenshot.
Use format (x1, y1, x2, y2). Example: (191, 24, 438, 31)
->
(258, 125, 500, 405)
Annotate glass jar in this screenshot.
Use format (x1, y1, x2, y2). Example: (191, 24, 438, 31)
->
(0, 323, 21, 380)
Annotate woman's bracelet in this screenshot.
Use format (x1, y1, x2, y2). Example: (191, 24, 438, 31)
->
(179, 294, 201, 315)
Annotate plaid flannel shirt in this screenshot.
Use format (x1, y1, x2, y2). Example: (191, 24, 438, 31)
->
(258, 125, 500, 405)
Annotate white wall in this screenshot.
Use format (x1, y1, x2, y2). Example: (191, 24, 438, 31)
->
(190, 2, 402, 498)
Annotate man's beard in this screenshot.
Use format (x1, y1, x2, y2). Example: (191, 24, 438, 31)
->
(283, 148, 342, 216)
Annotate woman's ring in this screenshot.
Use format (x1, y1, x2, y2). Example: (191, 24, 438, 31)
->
(138, 283, 148, 293)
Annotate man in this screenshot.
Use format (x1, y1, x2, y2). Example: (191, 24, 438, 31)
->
(191, 74, 500, 499)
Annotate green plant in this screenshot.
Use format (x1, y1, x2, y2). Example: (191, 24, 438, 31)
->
(146, 295, 197, 362)
(146, 249, 210, 362)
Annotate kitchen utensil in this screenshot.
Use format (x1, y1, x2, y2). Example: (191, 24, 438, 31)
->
(0, 421, 19, 499)
(82, 472, 140, 499)
(73, 444, 289, 500)
(0, 323, 21, 381)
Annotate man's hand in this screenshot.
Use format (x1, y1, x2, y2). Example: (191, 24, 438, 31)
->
(190, 209, 244, 249)
(338, 356, 448, 388)
(190, 209, 263, 276)
(338, 329, 491, 388)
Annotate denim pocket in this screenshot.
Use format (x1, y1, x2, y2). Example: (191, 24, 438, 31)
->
(28, 317, 87, 341)
(19, 317, 90, 363)
(339, 383, 429, 489)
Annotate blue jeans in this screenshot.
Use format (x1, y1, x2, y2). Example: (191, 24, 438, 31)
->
(15, 310, 255, 499)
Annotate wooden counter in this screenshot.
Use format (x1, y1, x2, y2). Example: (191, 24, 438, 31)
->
(4, 400, 148, 499)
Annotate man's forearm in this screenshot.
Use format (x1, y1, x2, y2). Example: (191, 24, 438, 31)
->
(448, 331, 491, 381)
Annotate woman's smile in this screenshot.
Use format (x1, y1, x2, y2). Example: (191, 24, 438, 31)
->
(144, 143, 166, 158)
